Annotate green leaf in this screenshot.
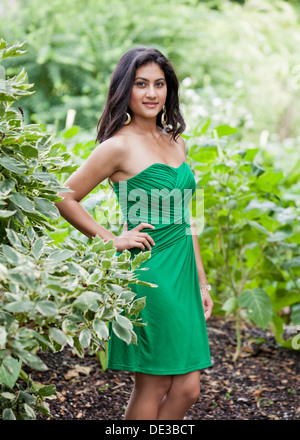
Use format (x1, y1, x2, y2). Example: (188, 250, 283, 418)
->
(72, 336, 84, 358)
(283, 257, 300, 270)
(2, 408, 16, 420)
(0, 358, 22, 388)
(20, 145, 38, 158)
(0, 40, 27, 61)
(127, 297, 146, 317)
(112, 320, 132, 344)
(1, 244, 21, 265)
(0, 209, 16, 218)
(15, 349, 48, 371)
(73, 291, 102, 311)
(221, 297, 238, 314)
(31, 237, 44, 259)
(251, 162, 265, 177)
(270, 313, 285, 344)
(1, 392, 15, 400)
(36, 301, 58, 317)
(131, 250, 151, 269)
(0, 325, 7, 347)
(46, 249, 73, 264)
(93, 320, 109, 340)
(0, 179, 15, 196)
(24, 403, 36, 419)
(269, 288, 300, 311)
(38, 384, 56, 397)
(239, 288, 273, 330)
(101, 259, 111, 269)
(247, 220, 270, 236)
(130, 329, 138, 345)
(33, 197, 60, 219)
(198, 118, 211, 135)
(115, 314, 133, 330)
(86, 270, 102, 285)
(291, 303, 300, 325)
(261, 256, 285, 281)
(9, 192, 35, 213)
(244, 199, 277, 215)
(5, 229, 22, 247)
(214, 124, 238, 137)
(49, 327, 67, 346)
(266, 225, 294, 242)
(3, 301, 35, 313)
(0, 156, 28, 174)
(63, 126, 80, 138)
(79, 328, 91, 347)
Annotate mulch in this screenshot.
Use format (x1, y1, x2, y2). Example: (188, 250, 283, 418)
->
(26, 315, 300, 420)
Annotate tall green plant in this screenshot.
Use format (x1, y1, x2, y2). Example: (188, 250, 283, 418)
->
(0, 40, 154, 419)
(185, 120, 300, 361)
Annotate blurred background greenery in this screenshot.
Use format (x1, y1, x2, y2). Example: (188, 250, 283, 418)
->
(1, 0, 300, 150)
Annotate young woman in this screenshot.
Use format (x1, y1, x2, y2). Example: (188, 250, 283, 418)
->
(55, 46, 213, 420)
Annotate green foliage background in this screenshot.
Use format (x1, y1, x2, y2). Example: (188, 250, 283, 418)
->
(1, 0, 300, 144)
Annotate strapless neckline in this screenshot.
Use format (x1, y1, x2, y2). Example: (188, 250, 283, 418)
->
(113, 161, 187, 185)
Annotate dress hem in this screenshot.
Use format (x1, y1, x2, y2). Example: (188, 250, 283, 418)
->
(107, 361, 212, 375)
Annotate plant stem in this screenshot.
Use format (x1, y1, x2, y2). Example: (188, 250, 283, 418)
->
(233, 308, 241, 362)
(19, 369, 39, 393)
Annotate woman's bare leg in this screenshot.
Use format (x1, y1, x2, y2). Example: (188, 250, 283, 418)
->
(124, 372, 173, 420)
(157, 370, 201, 420)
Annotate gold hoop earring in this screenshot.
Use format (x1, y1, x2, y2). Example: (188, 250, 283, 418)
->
(124, 112, 131, 126)
(161, 105, 167, 128)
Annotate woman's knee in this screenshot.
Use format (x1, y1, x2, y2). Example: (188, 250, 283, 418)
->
(183, 380, 200, 404)
(134, 373, 172, 399)
(172, 373, 201, 404)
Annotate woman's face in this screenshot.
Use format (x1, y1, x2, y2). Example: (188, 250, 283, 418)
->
(128, 62, 167, 121)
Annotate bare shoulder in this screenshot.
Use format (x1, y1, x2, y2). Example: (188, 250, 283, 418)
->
(59, 134, 129, 203)
(93, 134, 127, 165)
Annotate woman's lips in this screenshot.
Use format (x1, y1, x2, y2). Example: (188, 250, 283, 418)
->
(143, 102, 158, 108)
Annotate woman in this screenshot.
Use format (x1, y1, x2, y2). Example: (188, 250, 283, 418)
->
(55, 46, 213, 420)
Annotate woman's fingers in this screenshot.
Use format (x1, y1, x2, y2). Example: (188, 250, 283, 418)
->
(134, 235, 152, 251)
(138, 232, 155, 246)
(130, 223, 156, 250)
(134, 222, 155, 231)
(201, 291, 214, 321)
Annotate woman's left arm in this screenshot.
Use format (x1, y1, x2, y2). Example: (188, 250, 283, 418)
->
(189, 215, 214, 321)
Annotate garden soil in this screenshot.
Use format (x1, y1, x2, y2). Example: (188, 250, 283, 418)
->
(26, 315, 300, 420)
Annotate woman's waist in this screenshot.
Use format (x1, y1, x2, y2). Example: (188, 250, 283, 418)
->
(126, 221, 192, 256)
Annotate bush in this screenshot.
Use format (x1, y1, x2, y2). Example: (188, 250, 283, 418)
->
(184, 121, 300, 360)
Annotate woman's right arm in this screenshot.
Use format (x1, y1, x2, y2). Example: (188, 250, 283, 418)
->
(54, 139, 155, 252)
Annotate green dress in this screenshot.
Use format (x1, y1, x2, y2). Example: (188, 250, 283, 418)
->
(107, 161, 211, 375)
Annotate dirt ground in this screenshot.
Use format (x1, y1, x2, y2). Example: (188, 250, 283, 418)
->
(27, 315, 300, 420)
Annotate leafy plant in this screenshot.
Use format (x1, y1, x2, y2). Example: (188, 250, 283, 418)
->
(185, 120, 300, 360)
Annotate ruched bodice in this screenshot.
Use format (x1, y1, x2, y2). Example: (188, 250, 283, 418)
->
(113, 161, 196, 254)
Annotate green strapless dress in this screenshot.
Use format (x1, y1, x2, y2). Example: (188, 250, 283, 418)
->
(107, 161, 211, 375)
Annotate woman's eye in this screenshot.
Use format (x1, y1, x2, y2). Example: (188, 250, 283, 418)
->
(136, 81, 146, 87)
(156, 82, 165, 87)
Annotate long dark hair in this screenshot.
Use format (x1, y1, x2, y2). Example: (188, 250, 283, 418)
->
(95, 46, 186, 188)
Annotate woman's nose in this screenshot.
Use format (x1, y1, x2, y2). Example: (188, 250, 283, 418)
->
(146, 84, 157, 98)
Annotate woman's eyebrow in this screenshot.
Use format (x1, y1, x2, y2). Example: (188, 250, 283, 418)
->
(134, 76, 165, 81)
